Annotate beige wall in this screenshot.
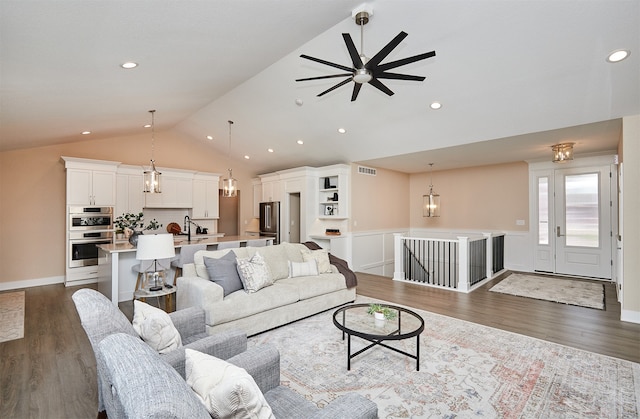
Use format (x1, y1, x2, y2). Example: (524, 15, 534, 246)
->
(0, 130, 257, 285)
(350, 165, 410, 231)
(409, 162, 530, 231)
(622, 115, 640, 314)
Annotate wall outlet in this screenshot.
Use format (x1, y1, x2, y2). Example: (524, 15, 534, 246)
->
(516, 219, 525, 226)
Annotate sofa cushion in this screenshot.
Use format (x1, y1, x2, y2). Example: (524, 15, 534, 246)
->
(213, 283, 300, 324)
(278, 273, 347, 300)
(288, 259, 318, 278)
(185, 349, 275, 419)
(236, 252, 273, 293)
(132, 300, 182, 354)
(204, 251, 244, 296)
(194, 248, 250, 280)
(242, 244, 291, 281)
(301, 248, 332, 273)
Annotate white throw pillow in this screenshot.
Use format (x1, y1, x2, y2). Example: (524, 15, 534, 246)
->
(185, 349, 275, 419)
(132, 300, 182, 354)
(236, 251, 273, 293)
(301, 248, 332, 273)
(288, 259, 319, 278)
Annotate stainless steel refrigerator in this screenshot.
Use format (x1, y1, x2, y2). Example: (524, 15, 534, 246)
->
(259, 201, 280, 245)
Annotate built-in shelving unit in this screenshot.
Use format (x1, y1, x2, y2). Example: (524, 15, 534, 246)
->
(318, 175, 343, 219)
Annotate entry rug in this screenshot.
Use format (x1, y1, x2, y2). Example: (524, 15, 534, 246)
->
(0, 291, 25, 343)
(248, 296, 639, 418)
(489, 273, 605, 310)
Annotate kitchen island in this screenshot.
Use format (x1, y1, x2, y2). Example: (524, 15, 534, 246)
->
(97, 235, 274, 304)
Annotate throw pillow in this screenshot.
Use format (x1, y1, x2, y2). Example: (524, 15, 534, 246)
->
(185, 349, 275, 419)
(132, 300, 182, 354)
(236, 252, 273, 293)
(204, 251, 244, 296)
(301, 248, 332, 273)
(288, 259, 319, 278)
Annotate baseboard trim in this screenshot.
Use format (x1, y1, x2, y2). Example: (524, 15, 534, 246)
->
(620, 309, 640, 324)
(0, 276, 65, 291)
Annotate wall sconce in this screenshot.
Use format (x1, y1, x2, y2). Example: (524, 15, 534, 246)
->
(423, 163, 441, 217)
(552, 142, 574, 163)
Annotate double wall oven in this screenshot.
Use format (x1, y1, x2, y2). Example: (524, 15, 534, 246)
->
(68, 206, 113, 268)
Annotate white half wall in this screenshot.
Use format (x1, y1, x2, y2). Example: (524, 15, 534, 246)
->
(351, 229, 409, 276)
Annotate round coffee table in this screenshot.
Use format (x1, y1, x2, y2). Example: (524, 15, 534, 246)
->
(333, 303, 425, 370)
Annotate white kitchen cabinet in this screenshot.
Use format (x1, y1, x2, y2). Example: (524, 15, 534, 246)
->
(261, 179, 282, 203)
(144, 173, 193, 208)
(192, 174, 220, 219)
(252, 179, 262, 218)
(63, 157, 118, 206)
(116, 172, 144, 217)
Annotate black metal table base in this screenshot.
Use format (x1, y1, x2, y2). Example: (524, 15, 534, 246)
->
(345, 332, 421, 371)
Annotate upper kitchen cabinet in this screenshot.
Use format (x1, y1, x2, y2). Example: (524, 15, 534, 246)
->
(144, 169, 194, 208)
(63, 156, 118, 206)
(192, 173, 220, 219)
(261, 175, 282, 203)
(115, 165, 145, 216)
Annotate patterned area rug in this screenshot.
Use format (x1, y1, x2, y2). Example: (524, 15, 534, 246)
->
(489, 273, 605, 310)
(248, 296, 639, 418)
(0, 291, 25, 343)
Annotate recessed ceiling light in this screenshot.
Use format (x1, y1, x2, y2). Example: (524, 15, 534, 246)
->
(121, 62, 138, 69)
(267, 148, 274, 153)
(81, 131, 91, 135)
(143, 124, 151, 128)
(206, 135, 214, 141)
(297, 140, 304, 145)
(430, 102, 442, 110)
(337, 128, 346, 134)
(244, 155, 250, 159)
(607, 49, 630, 63)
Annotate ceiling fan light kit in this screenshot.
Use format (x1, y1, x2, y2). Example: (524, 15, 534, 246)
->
(296, 8, 436, 102)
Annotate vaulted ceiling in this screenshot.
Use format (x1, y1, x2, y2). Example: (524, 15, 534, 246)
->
(1, 1, 638, 174)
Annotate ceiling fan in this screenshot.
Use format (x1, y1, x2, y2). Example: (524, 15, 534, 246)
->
(296, 11, 436, 102)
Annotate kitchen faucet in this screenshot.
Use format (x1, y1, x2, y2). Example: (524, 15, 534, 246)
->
(184, 215, 191, 242)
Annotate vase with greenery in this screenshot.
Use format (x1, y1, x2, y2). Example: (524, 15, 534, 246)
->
(114, 212, 162, 245)
(367, 303, 397, 320)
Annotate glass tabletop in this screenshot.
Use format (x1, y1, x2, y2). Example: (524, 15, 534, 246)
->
(333, 303, 424, 340)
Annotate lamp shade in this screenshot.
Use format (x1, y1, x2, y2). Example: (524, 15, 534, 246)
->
(136, 234, 176, 261)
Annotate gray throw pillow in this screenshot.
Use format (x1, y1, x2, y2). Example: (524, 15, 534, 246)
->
(203, 251, 244, 296)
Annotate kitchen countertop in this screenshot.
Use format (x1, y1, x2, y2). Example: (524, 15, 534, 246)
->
(98, 235, 274, 254)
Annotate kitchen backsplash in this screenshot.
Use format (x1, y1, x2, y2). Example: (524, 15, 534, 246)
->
(142, 208, 217, 235)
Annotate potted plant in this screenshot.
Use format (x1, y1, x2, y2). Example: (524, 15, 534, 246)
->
(367, 303, 397, 321)
(114, 212, 163, 245)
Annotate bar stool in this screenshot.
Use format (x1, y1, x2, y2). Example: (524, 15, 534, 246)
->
(170, 243, 207, 282)
(246, 239, 268, 247)
(216, 241, 240, 250)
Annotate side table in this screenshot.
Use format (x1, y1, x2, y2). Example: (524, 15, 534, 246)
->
(133, 285, 177, 312)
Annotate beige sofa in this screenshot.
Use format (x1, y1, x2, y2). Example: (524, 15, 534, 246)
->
(176, 242, 356, 336)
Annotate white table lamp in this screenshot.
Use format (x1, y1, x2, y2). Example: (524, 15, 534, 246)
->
(136, 234, 176, 291)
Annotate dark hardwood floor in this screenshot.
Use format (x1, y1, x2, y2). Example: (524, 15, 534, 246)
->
(1, 272, 638, 418)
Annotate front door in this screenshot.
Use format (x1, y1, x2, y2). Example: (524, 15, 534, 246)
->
(554, 166, 612, 278)
(533, 161, 613, 279)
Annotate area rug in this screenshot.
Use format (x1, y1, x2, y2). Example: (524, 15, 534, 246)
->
(248, 296, 639, 418)
(489, 273, 605, 310)
(0, 291, 25, 343)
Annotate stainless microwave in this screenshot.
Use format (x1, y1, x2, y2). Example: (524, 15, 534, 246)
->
(69, 206, 113, 231)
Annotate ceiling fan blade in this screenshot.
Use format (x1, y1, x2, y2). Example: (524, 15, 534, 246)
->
(342, 33, 364, 68)
(376, 72, 426, 82)
(300, 54, 354, 73)
(351, 83, 363, 102)
(317, 78, 353, 97)
(366, 31, 408, 68)
(296, 73, 353, 82)
(377, 51, 436, 72)
(369, 78, 394, 96)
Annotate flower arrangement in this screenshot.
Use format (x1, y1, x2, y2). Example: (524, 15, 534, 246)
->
(367, 303, 397, 320)
(114, 212, 162, 234)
